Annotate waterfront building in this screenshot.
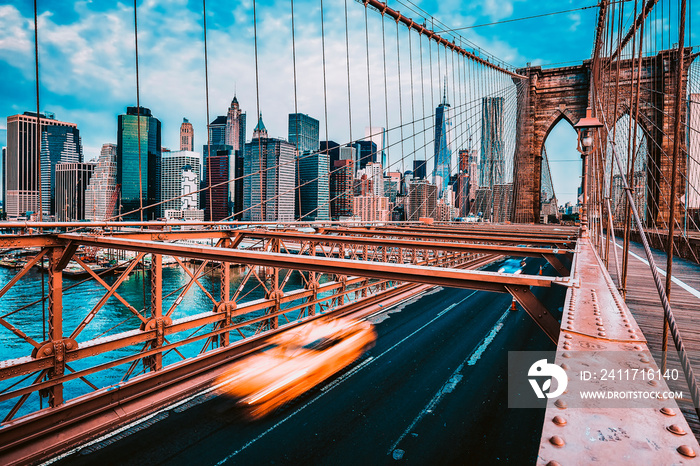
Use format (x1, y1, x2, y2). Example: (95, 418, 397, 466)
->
(289, 113, 320, 154)
(180, 118, 194, 151)
(433, 87, 452, 195)
(331, 159, 353, 219)
(40, 124, 83, 216)
(117, 106, 161, 220)
(85, 143, 118, 221)
(480, 97, 505, 189)
(55, 162, 95, 221)
(161, 150, 202, 219)
(458, 173, 470, 218)
(243, 115, 296, 222)
(6, 112, 78, 219)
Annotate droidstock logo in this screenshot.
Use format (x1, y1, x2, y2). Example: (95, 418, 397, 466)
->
(528, 359, 568, 399)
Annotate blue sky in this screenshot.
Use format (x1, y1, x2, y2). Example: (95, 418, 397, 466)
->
(0, 0, 605, 205)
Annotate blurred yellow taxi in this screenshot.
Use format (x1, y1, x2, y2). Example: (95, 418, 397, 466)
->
(218, 317, 376, 419)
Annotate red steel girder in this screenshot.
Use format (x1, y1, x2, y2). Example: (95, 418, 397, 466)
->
(57, 234, 571, 292)
(238, 230, 575, 259)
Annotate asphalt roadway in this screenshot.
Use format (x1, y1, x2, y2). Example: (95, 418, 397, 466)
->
(53, 258, 565, 465)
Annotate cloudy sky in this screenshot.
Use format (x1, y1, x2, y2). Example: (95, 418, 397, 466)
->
(0, 0, 606, 205)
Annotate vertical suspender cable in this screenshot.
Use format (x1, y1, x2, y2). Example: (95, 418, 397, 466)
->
(344, 0, 353, 145)
(133, 0, 143, 222)
(202, 0, 213, 221)
(290, 0, 301, 220)
(662, 0, 687, 371)
(253, 0, 263, 221)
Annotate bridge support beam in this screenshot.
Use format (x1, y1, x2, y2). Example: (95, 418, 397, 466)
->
(504, 285, 560, 344)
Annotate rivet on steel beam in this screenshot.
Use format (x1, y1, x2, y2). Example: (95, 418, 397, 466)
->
(640, 357, 649, 363)
(628, 329, 635, 333)
(552, 415, 567, 426)
(546, 461, 562, 466)
(562, 352, 571, 358)
(567, 320, 574, 325)
(554, 399, 567, 409)
(630, 335, 638, 339)
(660, 407, 677, 416)
(677, 445, 697, 458)
(598, 332, 606, 337)
(633, 345, 642, 350)
(566, 325, 573, 330)
(649, 380, 658, 386)
(560, 363, 570, 371)
(564, 334, 573, 340)
(549, 435, 565, 447)
(667, 424, 687, 436)
(597, 326, 605, 332)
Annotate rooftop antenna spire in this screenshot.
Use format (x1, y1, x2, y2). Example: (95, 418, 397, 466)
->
(443, 76, 447, 105)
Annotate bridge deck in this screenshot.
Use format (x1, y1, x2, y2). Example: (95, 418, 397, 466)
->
(608, 239, 700, 441)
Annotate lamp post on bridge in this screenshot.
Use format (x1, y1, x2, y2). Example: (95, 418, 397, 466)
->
(574, 107, 603, 238)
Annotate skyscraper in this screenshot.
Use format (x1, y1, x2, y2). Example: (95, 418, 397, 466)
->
(55, 162, 95, 221)
(117, 106, 162, 220)
(413, 159, 427, 180)
(365, 127, 387, 168)
(225, 97, 246, 214)
(288, 113, 320, 154)
(41, 125, 83, 216)
(243, 115, 296, 221)
(161, 150, 201, 218)
(480, 97, 505, 189)
(180, 118, 194, 151)
(408, 180, 437, 220)
(350, 140, 378, 172)
(225, 96, 246, 152)
(85, 143, 118, 221)
(203, 152, 229, 221)
(331, 159, 353, 219)
(433, 86, 452, 195)
(6, 112, 78, 219)
(202, 115, 229, 184)
(297, 150, 329, 221)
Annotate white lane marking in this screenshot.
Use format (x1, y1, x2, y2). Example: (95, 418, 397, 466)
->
(388, 306, 511, 457)
(214, 290, 479, 464)
(613, 241, 700, 300)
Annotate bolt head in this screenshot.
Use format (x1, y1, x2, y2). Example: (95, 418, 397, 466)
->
(667, 424, 687, 436)
(678, 445, 697, 458)
(549, 435, 565, 447)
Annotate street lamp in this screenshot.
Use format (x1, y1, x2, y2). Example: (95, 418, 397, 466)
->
(574, 107, 603, 237)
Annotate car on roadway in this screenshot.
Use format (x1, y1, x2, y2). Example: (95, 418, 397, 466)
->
(497, 258, 525, 274)
(218, 317, 377, 420)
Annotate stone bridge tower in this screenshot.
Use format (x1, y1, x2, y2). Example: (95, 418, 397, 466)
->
(511, 49, 695, 225)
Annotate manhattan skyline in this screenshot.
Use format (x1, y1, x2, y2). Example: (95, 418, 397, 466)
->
(0, 0, 609, 206)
